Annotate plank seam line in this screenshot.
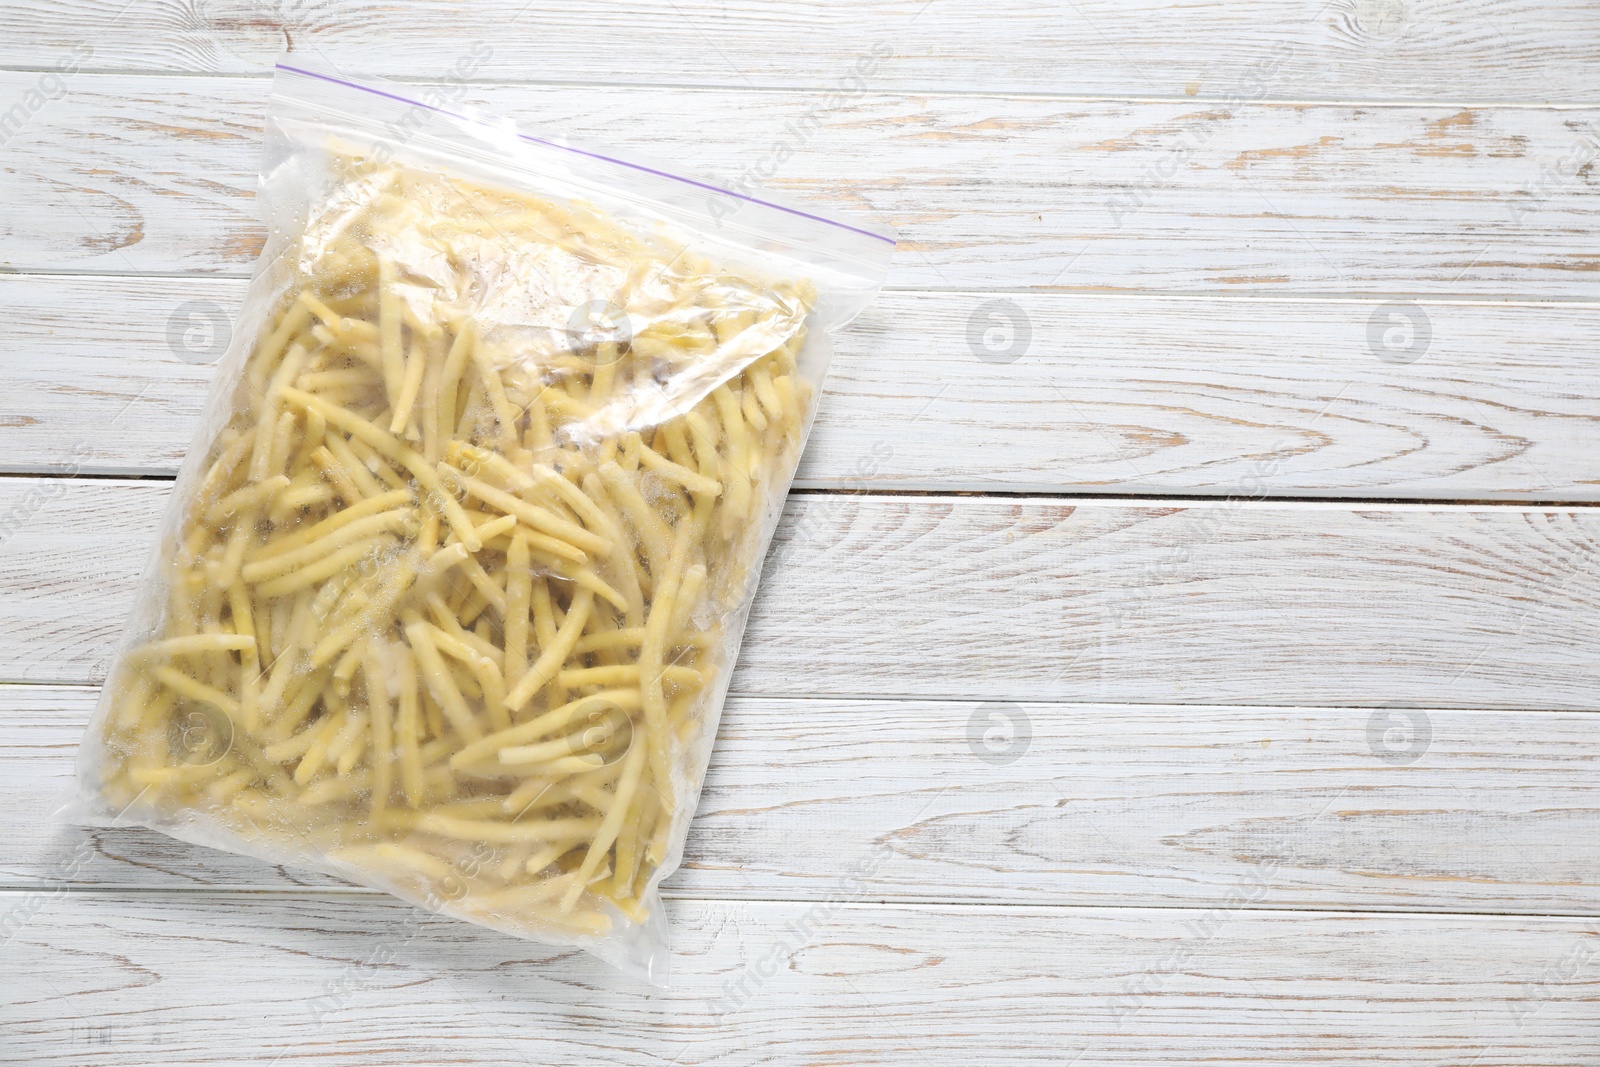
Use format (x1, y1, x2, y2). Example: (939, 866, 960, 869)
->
(724, 691, 1600, 713)
(7, 678, 1600, 717)
(0, 471, 173, 483)
(893, 291, 1600, 308)
(2, 64, 1597, 110)
(16, 472, 1600, 512)
(787, 488, 1600, 509)
(11, 676, 1600, 720)
(9, 268, 1600, 309)
(10, 270, 1600, 311)
(2, 885, 1598, 923)
(719, 690, 1600, 712)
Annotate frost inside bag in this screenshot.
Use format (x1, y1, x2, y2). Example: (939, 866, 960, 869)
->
(73, 59, 893, 981)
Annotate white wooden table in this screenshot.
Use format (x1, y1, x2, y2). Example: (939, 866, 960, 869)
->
(3, 2, 1600, 1063)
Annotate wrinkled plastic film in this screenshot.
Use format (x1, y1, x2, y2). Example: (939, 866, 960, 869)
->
(72, 59, 893, 982)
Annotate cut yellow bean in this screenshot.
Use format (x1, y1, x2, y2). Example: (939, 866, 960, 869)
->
(504, 588, 595, 713)
(404, 618, 484, 744)
(442, 466, 606, 558)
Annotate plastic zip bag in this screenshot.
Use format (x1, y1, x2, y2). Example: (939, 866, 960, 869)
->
(71, 59, 893, 981)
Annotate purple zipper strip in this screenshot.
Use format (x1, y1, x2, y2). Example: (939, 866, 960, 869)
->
(274, 63, 896, 246)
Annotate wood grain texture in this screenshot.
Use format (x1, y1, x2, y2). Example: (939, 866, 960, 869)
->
(9, 274, 1600, 498)
(5, 1, 1600, 1061)
(3, 478, 1598, 708)
(3, 891, 1598, 1066)
(2, 0, 1598, 103)
(5, 74, 1600, 295)
(10, 685, 1600, 914)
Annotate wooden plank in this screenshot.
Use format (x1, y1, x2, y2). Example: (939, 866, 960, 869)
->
(2, 890, 1597, 1065)
(10, 274, 1600, 497)
(10, 684, 1600, 914)
(2, 0, 1599, 103)
(4, 74, 1600, 295)
(2, 478, 1598, 708)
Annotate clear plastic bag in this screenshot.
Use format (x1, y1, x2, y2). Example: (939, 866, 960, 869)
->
(71, 59, 893, 981)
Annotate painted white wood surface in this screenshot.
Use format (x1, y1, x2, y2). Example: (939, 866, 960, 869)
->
(3, 892, 1598, 1066)
(5, 75, 1600, 295)
(8, 685, 1600, 914)
(3, 2, 1599, 1062)
(3, 0, 1599, 103)
(11, 275, 1600, 498)
(2, 478, 1598, 709)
